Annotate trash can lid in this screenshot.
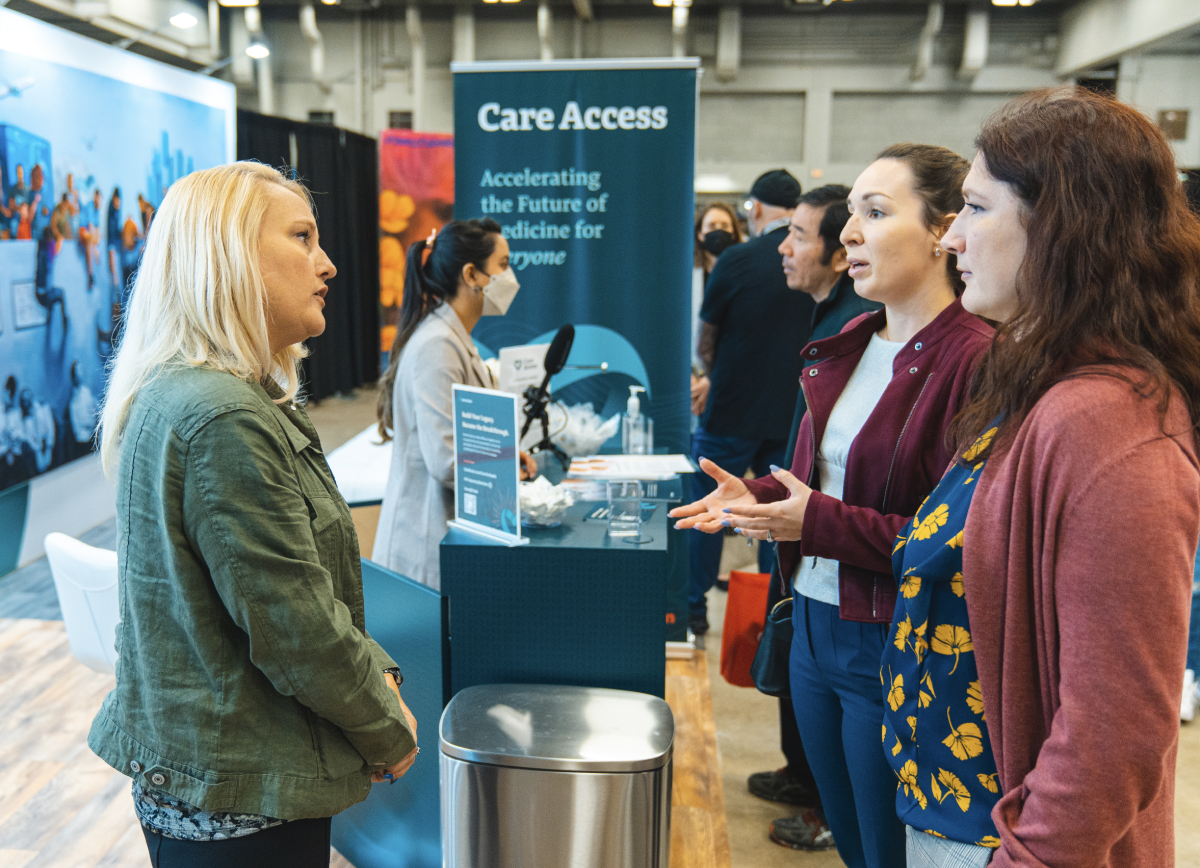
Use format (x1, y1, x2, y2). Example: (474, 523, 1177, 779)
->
(439, 684, 674, 772)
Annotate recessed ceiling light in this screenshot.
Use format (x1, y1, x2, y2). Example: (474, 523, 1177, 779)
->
(169, 12, 198, 28)
(245, 42, 270, 59)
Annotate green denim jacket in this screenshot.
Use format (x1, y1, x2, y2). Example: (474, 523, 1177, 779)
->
(88, 365, 416, 820)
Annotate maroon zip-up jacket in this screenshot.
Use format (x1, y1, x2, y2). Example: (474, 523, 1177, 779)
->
(745, 298, 993, 623)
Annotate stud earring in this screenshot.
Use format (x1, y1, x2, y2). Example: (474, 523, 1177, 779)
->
(934, 249, 942, 257)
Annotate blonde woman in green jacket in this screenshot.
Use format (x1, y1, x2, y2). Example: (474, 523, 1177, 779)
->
(92, 162, 418, 866)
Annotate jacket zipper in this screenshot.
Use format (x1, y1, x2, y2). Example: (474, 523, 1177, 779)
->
(875, 372, 934, 618)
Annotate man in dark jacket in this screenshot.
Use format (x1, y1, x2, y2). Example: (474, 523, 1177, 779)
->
(689, 169, 810, 635)
(751, 184, 881, 852)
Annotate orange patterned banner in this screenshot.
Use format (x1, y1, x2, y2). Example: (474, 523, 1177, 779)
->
(378, 130, 454, 355)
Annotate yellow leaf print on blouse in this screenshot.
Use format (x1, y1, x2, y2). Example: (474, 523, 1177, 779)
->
(962, 427, 997, 463)
(945, 530, 964, 550)
(950, 572, 964, 598)
(894, 616, 912, 651)
(892, 736, 903, 757)
(931, 624, 974, 675)
(897, 760, 929, 810)
(911, 504, 950, 541)
(900, 572, 922, 599)
(944, 708, 985, 761)
(936, 769, 971, 812)
(930, 773, 942, 803)
(919, 670, 937, 707)
(894, 535, 907, 554)
(882, 724, 887, 743)
(887, 668, 906, 711)
(907, 715, 918, 739)
(978, 836, 1002, 849)
(977, 772, 999, 794)
(913, 620, 929, 663)
(967, 681, 986, 718)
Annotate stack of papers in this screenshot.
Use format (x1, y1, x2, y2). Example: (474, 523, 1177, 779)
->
(566, 454, 696, 481)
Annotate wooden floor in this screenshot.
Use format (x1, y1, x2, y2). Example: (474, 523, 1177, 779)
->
(0, 618, 728, 868)
(666, 650, 732, 868)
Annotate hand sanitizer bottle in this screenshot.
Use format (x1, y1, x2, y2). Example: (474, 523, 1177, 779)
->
(622, 386, 654, 455)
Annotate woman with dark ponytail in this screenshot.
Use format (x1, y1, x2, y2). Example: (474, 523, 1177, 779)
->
(373, 218, 528, 589)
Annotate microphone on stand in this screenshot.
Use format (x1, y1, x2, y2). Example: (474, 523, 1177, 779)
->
(521, 324, 575, 469)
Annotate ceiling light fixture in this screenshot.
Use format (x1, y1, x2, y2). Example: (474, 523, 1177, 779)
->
(169, 12, 198, 28)
(218, 0, 258, 8)
(246, 42, 270, 58)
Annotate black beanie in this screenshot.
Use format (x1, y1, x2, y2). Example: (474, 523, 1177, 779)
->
(748, 169, 802, 209)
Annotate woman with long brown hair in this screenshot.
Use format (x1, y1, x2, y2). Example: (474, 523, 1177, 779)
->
(887, 87, 1200, 868)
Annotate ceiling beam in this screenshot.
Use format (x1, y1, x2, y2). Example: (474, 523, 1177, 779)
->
(1057, 0, 1200, 77)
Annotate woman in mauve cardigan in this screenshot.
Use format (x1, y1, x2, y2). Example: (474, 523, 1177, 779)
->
(939, 88, 1200, 868)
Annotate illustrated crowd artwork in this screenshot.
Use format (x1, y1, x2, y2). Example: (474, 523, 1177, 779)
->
(0, 35, 228, 492)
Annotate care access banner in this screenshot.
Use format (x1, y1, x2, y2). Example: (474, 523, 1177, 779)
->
(451, 59, 698, 456)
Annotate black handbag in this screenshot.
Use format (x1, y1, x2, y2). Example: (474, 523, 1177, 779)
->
(750, 596, 793, 698)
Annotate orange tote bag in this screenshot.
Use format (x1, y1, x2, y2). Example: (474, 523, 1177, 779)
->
(719, 570, 771, 687)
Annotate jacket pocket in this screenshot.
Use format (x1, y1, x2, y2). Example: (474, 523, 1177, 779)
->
(308, 710, 368, 780)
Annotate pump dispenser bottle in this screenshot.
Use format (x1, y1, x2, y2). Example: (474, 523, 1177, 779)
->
(622, 386, 654, 454)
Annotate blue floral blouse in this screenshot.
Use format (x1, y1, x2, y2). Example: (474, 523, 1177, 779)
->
(881, 426, 1002, 849)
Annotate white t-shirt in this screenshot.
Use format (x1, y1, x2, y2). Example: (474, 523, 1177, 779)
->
(794, 331, 905, 605)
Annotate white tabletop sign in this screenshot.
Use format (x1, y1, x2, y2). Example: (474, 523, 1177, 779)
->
(498, 343, 549, 395)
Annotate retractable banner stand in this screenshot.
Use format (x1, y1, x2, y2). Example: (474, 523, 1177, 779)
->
(453, 59, 698, 640)
(452, 59, 697, 449)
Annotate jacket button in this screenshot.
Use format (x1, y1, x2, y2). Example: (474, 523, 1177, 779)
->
(909, 367, 919, 374)
(809, 369, 818, 377)
(151, 772, 166, 786)
(129, 760, 141, 773)
(914, 342, 923, 350)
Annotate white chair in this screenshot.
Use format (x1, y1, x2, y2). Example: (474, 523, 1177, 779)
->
(44, 532, 119, 674)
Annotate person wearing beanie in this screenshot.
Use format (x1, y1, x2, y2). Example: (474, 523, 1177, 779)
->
(689, 169, 814, 636)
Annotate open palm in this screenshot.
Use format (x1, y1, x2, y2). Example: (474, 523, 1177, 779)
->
(669, 458, 758, 533)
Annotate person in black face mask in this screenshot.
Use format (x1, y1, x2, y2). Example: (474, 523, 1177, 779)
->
(691, 202, 743, 416)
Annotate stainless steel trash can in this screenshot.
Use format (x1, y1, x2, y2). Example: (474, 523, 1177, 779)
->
(440, 683, 674, 868)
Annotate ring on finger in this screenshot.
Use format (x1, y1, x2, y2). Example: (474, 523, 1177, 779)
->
(766, 529, 774, 543)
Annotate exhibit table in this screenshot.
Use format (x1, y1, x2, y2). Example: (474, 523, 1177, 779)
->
(440, 499, 670, 698)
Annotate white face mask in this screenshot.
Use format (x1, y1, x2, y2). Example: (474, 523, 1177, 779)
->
(481, 267, 520, 316)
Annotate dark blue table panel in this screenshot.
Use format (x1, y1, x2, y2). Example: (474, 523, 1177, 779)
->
(441, 500, 669, 698)
(331, 560, 448, 868)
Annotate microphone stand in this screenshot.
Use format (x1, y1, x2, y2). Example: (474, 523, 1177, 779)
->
(521, 386, 571, 471)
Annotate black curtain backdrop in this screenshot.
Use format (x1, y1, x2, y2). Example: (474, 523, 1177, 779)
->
(237, 110, 380, 402)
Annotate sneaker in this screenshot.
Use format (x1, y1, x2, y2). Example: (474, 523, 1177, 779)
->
(1183, 669, 1197, 722)
(769, 811, 835, 851)
(689, 614, 709, 636)
(748, 767, 819, 806)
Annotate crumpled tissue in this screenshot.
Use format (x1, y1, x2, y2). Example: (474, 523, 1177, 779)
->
(520, 475, 577, 527)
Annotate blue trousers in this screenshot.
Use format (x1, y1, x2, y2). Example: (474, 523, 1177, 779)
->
(790, 596, 906, 868)
(687, 426, 785, 616)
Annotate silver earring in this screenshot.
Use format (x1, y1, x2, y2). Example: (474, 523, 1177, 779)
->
(935, 249, 942, 257)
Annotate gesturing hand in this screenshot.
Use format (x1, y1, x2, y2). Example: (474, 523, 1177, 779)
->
(668, 458, 758, 533)
(719, 465, 813, 543)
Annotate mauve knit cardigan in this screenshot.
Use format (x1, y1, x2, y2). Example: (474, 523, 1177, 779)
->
(964, 369, 1199, 868)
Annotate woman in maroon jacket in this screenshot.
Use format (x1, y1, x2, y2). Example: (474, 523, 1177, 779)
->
(933, 89, 1200, 868)
(672, 144, 992, 868)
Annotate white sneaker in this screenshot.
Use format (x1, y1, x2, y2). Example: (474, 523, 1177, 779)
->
(1183, 669, 1197, 723)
